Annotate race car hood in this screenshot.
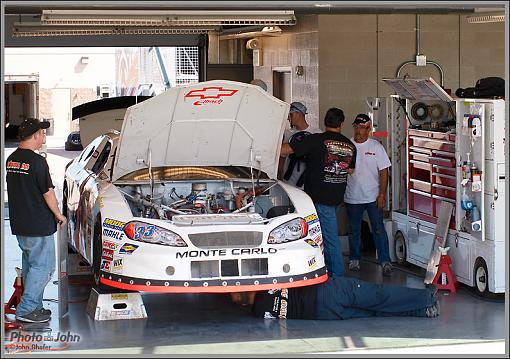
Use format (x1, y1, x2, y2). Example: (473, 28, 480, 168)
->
(112, 80, 289, 182)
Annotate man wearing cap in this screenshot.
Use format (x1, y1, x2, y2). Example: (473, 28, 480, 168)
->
(281, 108, 356, 277)
(279, 101, 321, 188)
(6, 118, 67, 323)
(344, 114, 393, 276)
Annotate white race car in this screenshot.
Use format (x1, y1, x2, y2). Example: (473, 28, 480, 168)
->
(64, 80, 327, 293)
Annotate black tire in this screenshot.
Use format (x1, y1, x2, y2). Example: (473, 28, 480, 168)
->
(62, 186, 68, 217)
(394, 231, 407, 265)
(473, 257, 489, 297)
(92, 216, 104, 289)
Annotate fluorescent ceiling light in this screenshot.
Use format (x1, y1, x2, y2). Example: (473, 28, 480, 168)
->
(467, 12, 505, 23)
(12, 22, 216, 37)
(41, 9, 296, 27)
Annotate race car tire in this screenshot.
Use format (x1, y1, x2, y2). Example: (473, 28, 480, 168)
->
(92, 216, 106, 290)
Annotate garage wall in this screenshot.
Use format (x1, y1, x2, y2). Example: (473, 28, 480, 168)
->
(253, 15, 320, 129)
(253, 14, 505, 138)
(318, 14, 505, 138)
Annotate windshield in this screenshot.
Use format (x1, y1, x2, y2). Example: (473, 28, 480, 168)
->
(116, 166, 270, 181)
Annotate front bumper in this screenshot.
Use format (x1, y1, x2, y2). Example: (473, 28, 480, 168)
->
(99, 267, 328, 293)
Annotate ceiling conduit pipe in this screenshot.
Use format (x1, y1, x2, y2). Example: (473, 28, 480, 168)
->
(396, 14, 445, 87)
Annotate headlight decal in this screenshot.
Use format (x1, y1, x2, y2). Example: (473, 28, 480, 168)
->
(124, 221, 187, 247)
(268, 218, 308, 244)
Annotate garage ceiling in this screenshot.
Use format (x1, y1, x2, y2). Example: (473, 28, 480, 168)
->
(2, 1, 505, 47)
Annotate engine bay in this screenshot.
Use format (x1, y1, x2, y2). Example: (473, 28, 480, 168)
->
(117, 180, 295, 222)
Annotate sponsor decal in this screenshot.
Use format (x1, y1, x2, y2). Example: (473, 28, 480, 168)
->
(100, 260, 111, 271)
(365, 151, 376, 156)
(184, 86, 238, 106)
(119, 243, 139, 255)
(111, 310, 131, 317)
(176, 247, 277, 259)
(102, 228, 125, 240)
(309, 224, 321, 236)
(313, 235, 324, 253)
(308, 256, 317, 270)
(102, 240, 117, 250)
(112, 258, 123, 274)
(111, 294, 128, 300)
(304, 239, 318, 248)
(305, 213, 319, 225)
(101, 248, 114, 261)
(313, 235, 323, 246)
(103, 218, 126, 231)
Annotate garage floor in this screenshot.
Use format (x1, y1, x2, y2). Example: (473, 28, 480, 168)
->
(2, 137, 506, 355)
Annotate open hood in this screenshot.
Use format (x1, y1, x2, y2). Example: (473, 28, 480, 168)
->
(383, 77, 453, 102)
(112, 80, 289, 182)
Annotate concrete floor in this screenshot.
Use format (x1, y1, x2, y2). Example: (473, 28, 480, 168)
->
(2, 137, 507, 355)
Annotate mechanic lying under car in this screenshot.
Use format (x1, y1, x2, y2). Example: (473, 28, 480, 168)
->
(231, 277, 440, 320)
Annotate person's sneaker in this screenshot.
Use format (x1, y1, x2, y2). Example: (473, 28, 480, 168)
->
(38, 308, 52, 316)
(16, 309, 51, 323)
(348, 260, 360, 271)
(425, 301, 441, 318)
(382, 262, 393, 277)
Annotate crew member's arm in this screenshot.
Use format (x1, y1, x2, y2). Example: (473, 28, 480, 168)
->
(43, 188, 67, 228)
(347, 143, 357, 175)
(377, 168, 389, 209)
(280, 143, 295, 157)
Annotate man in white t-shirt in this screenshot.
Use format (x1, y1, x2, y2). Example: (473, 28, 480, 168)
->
(279, 102, 322, 188)
(344, 113, 393, 276)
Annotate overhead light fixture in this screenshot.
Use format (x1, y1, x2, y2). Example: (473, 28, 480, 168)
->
(219, 25, 282, 40)
(12, 22, 217, 37)
(41, 9, 296, 27)
(467, 11, 505, 23)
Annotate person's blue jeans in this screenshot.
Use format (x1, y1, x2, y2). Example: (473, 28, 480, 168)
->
(346, 202, 391, 264)
(315, 203, 344, 277)
(16, 235, 56, 316)
(315, 277, 437, 320)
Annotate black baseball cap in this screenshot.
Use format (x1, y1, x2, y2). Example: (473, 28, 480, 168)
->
(18, 118, 50, 139)
(353, 113, 371, 126)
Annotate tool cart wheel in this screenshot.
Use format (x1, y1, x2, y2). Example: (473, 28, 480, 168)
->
(394, 231, 407, 265)
(473, 258, 489, 296)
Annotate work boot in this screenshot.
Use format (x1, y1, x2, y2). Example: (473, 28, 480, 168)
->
(348, 260, 360, 272)
(16, 309, 51, 323)
(382, 262, 393, 277)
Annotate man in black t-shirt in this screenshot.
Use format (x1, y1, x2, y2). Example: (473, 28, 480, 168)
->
(281, 108, 356, 278)
(231, 278, 440, 320)
(6, 118, 67, 323)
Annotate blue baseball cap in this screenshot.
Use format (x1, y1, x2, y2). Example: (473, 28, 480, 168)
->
(290, 102, 307, 115)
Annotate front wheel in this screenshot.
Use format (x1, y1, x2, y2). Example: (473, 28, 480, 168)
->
(92, 217, 105, 290)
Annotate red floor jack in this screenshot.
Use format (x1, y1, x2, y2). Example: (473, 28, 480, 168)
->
(4, 267, 24, 330)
